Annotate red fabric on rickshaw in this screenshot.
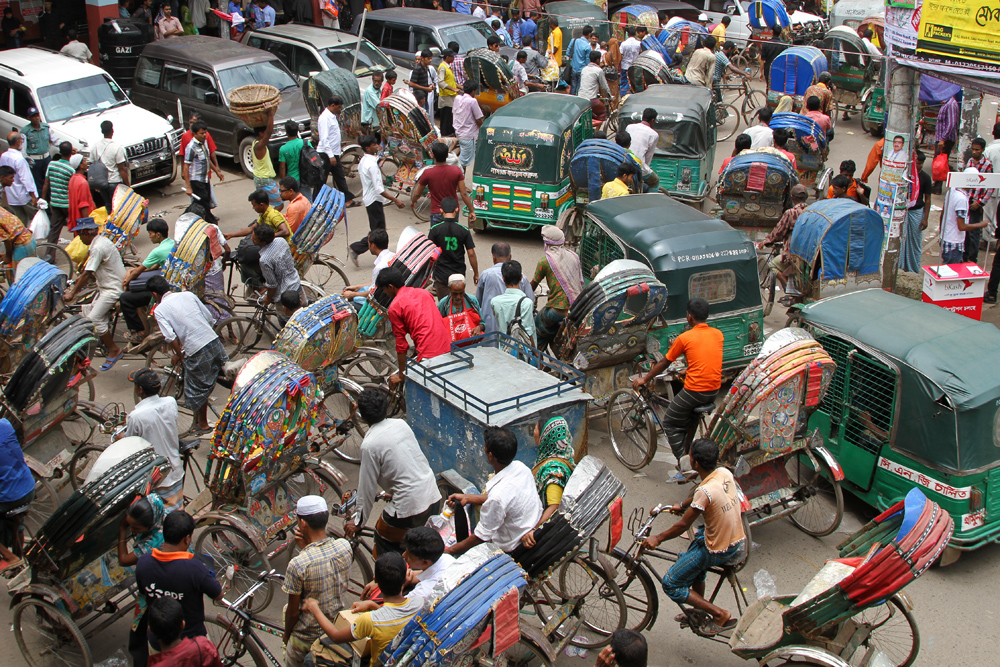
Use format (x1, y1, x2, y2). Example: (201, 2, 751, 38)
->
(747, 162, 768, 191)
(805, 360, 825, 407)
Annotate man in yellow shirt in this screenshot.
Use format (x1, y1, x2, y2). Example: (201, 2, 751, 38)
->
(547, 16, 563, 66)
(437, 50, 459, 137)
(601, 163, 634, 199)
(303, 552, 423, 667)
(711, 16, 730, 48)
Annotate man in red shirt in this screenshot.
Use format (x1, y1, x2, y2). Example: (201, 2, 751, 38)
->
(410, 142, 477, 223)
(147, 597, 222, 667)
(377, 266, 452, 385)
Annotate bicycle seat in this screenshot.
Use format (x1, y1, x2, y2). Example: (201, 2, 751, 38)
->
(692, 402, 716, 415)
(179, 439, 201, 455)
(0, 499, 31, 520)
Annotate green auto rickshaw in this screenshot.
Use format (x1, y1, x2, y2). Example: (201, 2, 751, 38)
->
(798, 288, 1000, 563)
(470, 93, 593, 232)
(538, 1, 612, 58)
(615, 84, 717, 204)
(577, 193, 765, 378)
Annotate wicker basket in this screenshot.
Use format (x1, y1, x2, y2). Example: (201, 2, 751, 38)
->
(227, 84, 281, 127)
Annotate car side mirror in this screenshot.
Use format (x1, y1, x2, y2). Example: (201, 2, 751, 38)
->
(726, 5, 736, 15)
(204, 91, 220, 106)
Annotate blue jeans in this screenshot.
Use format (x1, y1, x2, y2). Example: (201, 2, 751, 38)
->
(571, 70, 582, 95)
(661, 529, 742, 603)
(941, 244, 964, 265)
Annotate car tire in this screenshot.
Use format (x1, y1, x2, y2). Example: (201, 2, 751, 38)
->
(238, 135, 256, 179)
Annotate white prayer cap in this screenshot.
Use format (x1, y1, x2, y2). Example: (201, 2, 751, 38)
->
(296, 495, 328, 515)
(448, 274, 465, 286)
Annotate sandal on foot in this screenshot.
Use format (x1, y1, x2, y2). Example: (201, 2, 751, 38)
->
(100, 352, 124, 371)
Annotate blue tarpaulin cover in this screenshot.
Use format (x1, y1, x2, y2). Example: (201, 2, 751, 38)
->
(570, 139, 630, 201)
(770, 111, 828, 148)
(789, 199, 884, 280)
(748, 0, 790, 29)
(769, 46, 828, 96)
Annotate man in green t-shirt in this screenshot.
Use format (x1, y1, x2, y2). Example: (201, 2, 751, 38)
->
(42, 142, 75, 245)
(279, 120, 304, 182)
(119, 218, 175, 344)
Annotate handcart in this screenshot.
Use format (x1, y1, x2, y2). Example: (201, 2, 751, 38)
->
(8, 438, 168, 667)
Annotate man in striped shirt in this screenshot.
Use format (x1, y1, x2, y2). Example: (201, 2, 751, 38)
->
(42, 141, 75, 244)
(254, 223, 302, 315)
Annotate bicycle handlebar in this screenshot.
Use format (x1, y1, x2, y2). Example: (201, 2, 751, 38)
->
(219, 568, 281, 611)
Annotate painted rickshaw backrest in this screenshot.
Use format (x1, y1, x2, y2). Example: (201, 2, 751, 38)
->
(165, 213, 212, 296)
(273, 294, 359, 372)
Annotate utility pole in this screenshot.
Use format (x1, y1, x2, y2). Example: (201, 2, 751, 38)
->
(879, 61, 920, 291)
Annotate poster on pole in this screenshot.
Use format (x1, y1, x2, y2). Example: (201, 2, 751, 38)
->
(886, 0, 922, 56)
(916, 0, 1000, 74)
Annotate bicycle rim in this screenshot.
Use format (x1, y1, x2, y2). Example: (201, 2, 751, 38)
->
(605, 547, 659, 632)
(846, 596, 919, 667)
(554, 557, 627, 648)
(607, 390, 656, 470)
(716, 103, 741, 142)
(205, 617, 267, 667)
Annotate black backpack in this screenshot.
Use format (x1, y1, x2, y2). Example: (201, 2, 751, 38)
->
(299, 140, 324, 188)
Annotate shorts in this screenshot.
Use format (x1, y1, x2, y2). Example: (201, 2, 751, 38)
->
(84, 289, 123, 336)
(661, 529, 742, 603)
(254, 176, 282, 208)
(284, 632, 315, 667)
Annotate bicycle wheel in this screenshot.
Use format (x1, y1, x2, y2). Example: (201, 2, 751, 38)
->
(24, 474, 58, 539)
(554, 556, 627, 648)
(413, 193, 432, 223)
(205, 616, 267, 667)
(13, 598, 91, 667)
(145, 341, 186, 401)
(328, 526, 375, 598)
(306, 257, 349, 293)
(761, 261, 777, 317)
(505, 638, 553, 667)
(786, 452, 844, 537)
(315, 388, 366, 464)
(743, 89, 768, 126)
(342, 351, 397, 385)
(195, 525, 274, 615)
(603, 547, 659, 633)
(68, 444, 107, 490)
(606, 389, 657, 471)
(716, 103, 741, 142)
(846, 595, 919, 667)
(215, 315, 269, 361)
(284, 465, 344, 515)
(33, 243, 76, 281)
(60, 405, 100, 446)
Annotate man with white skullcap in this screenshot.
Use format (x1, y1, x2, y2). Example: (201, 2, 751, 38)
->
(437, 273, 484, 341)
(282, 496, 352, 667)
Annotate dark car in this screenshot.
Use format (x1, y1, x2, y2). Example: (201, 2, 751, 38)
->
(351, 8, 493, 69)
(129, 36, 311, 177)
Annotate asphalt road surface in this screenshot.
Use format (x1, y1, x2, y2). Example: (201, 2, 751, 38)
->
(5, 87, 1000, 667)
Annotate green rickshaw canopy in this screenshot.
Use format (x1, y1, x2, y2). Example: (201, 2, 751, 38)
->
(618, 84, 715, 159)
(801, 289, 1000, 473)
(585, 193, 759, 320)
(474, 94, 591, 184)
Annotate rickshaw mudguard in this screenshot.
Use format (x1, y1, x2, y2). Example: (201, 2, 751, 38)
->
(23, 453, 56, 480)
(9, 584, 78, 616)
(811, 445, 845, 481)
(196, 512, 268, 554)
(517, 625, 558, 663)
(759, 646, 851, 667)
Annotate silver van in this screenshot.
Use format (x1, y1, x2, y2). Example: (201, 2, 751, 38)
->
(351, 8, 493, 69)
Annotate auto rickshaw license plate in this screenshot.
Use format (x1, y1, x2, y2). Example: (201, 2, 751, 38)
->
(743, 342, 762, 357)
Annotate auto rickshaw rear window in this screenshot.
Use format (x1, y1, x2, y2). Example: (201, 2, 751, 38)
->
(579, 221, 625, 279)
(688, 270, 736, 305)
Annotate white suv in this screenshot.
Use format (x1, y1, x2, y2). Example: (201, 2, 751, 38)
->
(0, 47, 180, 187)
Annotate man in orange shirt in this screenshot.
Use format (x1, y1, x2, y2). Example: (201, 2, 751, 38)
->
(279, 177, 311, 233)
(862, 137, 885, 182)
(633, 298, 723, 461)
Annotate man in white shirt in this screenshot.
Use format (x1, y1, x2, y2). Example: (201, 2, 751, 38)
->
(147, 275, 228, 435)
(619, 26, 642, 93)
(403, 527, 456, 602)
(0, 132, 37, 223)
(92, 120, 130, 212)
(446, 425, 543, 555)
(578, 51, 611, 101)
(741, 107, 774, 149)
(626, 108, 660, 171)
(346, 388, 442, 556)
(349, 134, 404, 265)
(316, 96, 355, 205)
(59, 28, 92, 62)
(472, 3, 486, 19)
(941, 168, 988, 265)
(344, 227, 393, 306)
(63, 217, 125, 369)
(123, 369, 183, 511)
(983, 122, 1000, 236)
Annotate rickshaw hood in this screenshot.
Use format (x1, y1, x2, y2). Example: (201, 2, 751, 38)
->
(770, 46, 828, 97)
(789, 199, 883, 281)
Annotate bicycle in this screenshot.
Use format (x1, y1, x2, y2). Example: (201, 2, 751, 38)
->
(207, 569, 288, 667)
(602, 503, 751, 639)
(605, 379, 715, 471)
(730, 41, 763, 80)
(717, 78, 768, 127)
(757, 241, 807, 318)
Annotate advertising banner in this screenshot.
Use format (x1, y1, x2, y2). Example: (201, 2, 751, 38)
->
(916, 0, 1000, 74)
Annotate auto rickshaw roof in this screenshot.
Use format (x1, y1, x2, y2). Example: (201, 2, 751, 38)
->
(619, 84, 715, 125)
(586, 194, 755, 273)
(482, 94, 591, 143)
(546, 1, 608, 20)
(801, 289, 1000, 412)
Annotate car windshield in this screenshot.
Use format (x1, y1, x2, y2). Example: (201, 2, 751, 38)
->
(440, 23, 491, 52)
(37, 74, 129, 123)
(322, 41, 394, 76)
(217, 60, 298, 95)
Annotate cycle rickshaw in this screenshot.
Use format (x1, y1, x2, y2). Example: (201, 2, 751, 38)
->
(766, 46, 828, 113)
(821, 26, 876, 123)
(8, 437, 168, 667)
(304, 68, 364, 187)
(610, 4, 659, 42)
(717, 147, 798, 240)
(377, 91, 440, 203)
(464, 47, 522, 115)
(768, 112, 833, 199)
(656, 20, 709, 69)
(0, 259, 68, 373)
(625, 51, 686, 94)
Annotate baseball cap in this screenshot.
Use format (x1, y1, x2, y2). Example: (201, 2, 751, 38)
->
(790, 184, 808, 199)
(297, 495, 328, 516)
(69, 154, 84, 169)
(74, 217, 98, 231)
(128, 368, 162, 392)
(27, 107, 39, 116)
(698, 13, 709, 20)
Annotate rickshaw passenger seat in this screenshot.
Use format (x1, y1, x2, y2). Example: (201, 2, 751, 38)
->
(693, 402, 716, 415)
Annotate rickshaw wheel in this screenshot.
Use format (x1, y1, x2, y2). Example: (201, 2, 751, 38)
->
(786, 453, 844, 537)
(13, 598, 92, 667)
(506, 637, 553, 667)
(205, 616, 266, 667)
(285, 465, 345, 523)
(759, 260, 777, 317)
(413, 193, 432, 222)
(144, 339, 187, 401)
(600, 110, 620, 139)
(550, 556, 628, 648)
(716, 103, 742, 142)
(341, 146, 365, 190)
(379, 156, 401, 194)
(742, 90, 768, 126)
(341, 350, 397, 385)
(24, 474, 58, 540)
(314, 388, 366, 464)
(195, 525, 274, 616)
(602, 547, 659, 632)
(327, 525, 375, 599)
(845, 595, 919, 667)
(68, 445, 107, 491)
(606, 389, 656, 471)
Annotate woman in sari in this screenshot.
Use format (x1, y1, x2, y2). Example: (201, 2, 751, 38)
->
(521, 415, 576, 548)
(117, 493, 165, 567)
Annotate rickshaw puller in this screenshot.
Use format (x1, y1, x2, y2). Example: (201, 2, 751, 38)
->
(633, 298, 722, 462)
(643, 438, 746, 636)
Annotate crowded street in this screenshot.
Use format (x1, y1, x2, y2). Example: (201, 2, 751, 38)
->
(1, 2, 999, 667)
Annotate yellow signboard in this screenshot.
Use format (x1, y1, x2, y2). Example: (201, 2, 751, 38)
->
(916, 0, 1000, 73)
